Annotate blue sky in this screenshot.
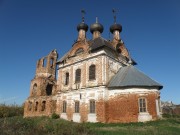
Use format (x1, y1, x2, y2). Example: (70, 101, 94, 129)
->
(0, 0, 180, 105)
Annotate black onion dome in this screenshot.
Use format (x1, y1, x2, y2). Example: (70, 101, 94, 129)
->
(90, 23, 104, 33)
(110, 24, 122, 33)
(77, 22, 88, 32)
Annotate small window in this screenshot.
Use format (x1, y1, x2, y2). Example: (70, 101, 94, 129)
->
(75, 48, 84, 55)
(62, 101, 67, 113)
(89, 100, 95, 113)
(75, 101, 80, 113)
(89, 64, 96, 80)
(35, 102, 38, 111)
(65, 72, 69, 85)
(75, 69, 81, 83)
(43, 58, 47, 67)
(42, 101, 46, 111)
(139, 98, 147, 113)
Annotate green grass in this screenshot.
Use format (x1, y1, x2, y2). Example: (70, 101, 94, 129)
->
(0, 104, 180, 135)
(0, 116, 180, 135)
(86, 117, 180, 135)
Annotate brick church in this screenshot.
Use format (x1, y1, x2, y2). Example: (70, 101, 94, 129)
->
(24, 12, 163, 123)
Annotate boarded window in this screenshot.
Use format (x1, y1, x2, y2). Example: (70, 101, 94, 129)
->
(90, 100, 95, 113)
(139, 98, 147, 112)
(65, 72, 69, 85)
(75, 101, 79, 113)
(35, 102, 38, 111)
(75, 69, 81, 83)
(62, 101, 67, 113)
(89, 64, 96, 80)
(42, 101, 46, 111)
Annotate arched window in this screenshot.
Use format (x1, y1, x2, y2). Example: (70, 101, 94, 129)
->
(89, 64, 96, 80)
(62, 101, 67, 113)
(46, 84, 53, 96)
(41, 101, 46, 111)
(65, 72, 69, 85)
(89, 100, 95, 113)
(139, 98, 147, 113)
(75, 48, 84, 55)
(33, 83, 37, 91)
(43, 58, 47, 67)
(75, 101, 79, 113)
(75, 69, 81, 83)
(50, 58, 54, 68)
(35, 102, 38, 111)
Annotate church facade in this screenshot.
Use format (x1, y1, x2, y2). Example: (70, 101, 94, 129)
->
(24, 16, 163, 123)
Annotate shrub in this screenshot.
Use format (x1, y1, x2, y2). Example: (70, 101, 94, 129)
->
(51, 113, 59, 119)
(0, 104, 23, 118)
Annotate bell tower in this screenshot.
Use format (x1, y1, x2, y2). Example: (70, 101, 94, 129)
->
(30, 49, 58, 97)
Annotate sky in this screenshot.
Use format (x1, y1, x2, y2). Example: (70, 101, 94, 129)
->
(0, 0, 180, 105)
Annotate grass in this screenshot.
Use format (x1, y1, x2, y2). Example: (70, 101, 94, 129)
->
(86, 117, 180, 135)
(0, 104, 180, 135)
(0, 116, 180, 135)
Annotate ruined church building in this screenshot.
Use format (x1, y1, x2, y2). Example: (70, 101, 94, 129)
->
(24, 12, 163, 123)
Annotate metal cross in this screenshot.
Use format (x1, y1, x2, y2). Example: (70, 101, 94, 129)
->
(112, 9, 117, 24)
(81, 9, 86, 23)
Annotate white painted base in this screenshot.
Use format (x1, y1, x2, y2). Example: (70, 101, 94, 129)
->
(138, 112, 152, 122)
(61, 113, 67, 120)
(73, 113, 81, 122)
(87, 114, 97, 122)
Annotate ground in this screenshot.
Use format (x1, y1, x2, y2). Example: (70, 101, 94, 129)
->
(0, 116, 180, 135)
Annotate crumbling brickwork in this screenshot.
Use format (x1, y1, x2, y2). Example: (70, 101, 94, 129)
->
(24, 50, 58, 117)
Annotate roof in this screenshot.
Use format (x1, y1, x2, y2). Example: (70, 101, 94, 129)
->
(108, 65, 163, 89)
(57, 37, 116, 63)
(56, 51, 70, 63)
(90, 37, 115, 51)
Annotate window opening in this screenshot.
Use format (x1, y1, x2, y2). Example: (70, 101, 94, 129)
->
(46, 84, 53, 96)
(65, 72, 69, 85)
(75, 101, 80, 113)
(75, 69, 81, 83)
(43, 58, 47, 67)
(75, 48, 84, 55)
(35, 102, 38, 111)
(139, 98, 147, 112)
(62, 101, 67, 113)
(42, 101, 46, 111)
(89, 64, 96, 80)
(90, 100, 95, 113)
(50, 58, 54, 68)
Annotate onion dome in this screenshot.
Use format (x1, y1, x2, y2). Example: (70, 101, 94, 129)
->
(77, 22, 88, 32)
(110, 23, 122, 33)
(90, 22, 104, 34)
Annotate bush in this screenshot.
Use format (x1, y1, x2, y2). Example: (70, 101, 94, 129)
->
(0, 104, 23, 118)
(51, 113, 59, 119)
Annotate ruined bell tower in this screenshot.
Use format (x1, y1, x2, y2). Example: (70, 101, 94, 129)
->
(24, 49, 58, 117)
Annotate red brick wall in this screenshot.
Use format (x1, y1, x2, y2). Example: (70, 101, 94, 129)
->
(80, 103, 88, 122)
(103, 93, 158, 123)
